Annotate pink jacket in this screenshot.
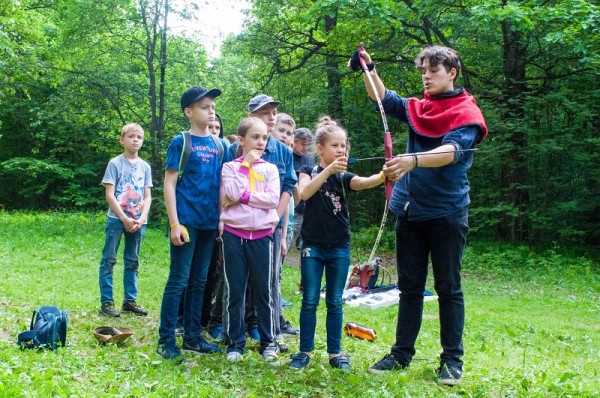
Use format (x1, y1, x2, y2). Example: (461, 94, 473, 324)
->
(220, 158, 280, 239)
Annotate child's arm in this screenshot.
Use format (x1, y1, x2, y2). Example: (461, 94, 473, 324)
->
(292, 185, 300, 207)
(281, 205, 289, 256)
(164, 169, 188, 245)
(221, 162, 280, 209)
(104, 184, 135, 232)
(298, 157, 348, 201)
(349, 171, 385, 191)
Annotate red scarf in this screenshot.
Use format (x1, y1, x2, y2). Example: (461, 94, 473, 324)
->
(406, 90, 488, 142)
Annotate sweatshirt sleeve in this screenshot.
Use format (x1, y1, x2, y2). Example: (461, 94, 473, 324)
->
(221, 162, 279, 210)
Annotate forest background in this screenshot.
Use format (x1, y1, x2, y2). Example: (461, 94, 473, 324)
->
(1, 0, 599, 251)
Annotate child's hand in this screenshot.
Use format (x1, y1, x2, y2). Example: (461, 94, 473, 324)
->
(221, 195, 237, 208)
(171, 224, 189, 246)
(325, 156, 348, 176)
(243, 149, 262, 166)
(122, 217, 135, 232)
(129, 219, 142, 233)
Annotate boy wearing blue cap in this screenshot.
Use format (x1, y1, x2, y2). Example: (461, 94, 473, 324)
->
(157, 86, 231, 363)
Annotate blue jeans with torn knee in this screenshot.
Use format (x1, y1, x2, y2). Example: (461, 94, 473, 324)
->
(391, 207, 468, 369)
(299, 242, 350, 354)
(99, 216, 146, 305)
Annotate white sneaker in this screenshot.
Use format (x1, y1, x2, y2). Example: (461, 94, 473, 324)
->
(262, 343, 280, 366)
(226, 351, 243, 362)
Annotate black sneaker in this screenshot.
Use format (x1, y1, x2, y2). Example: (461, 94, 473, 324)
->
(329, 354, 351, 371)
(280, 320, 299, 336)
(289, 352, 310, 369)
(438, 364, 462, 386)
(121, 301, 148, 316)
(182, 338, 222, 354)
(100, 302, 120, 317)
(157, 344, 186, 364)
(368, 353, 408, 374)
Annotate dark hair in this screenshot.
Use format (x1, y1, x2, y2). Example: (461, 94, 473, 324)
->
(314, 116, 347, 147)
(234, 117, 267, 158)
(294, 127, 313, 144)
(215, 114, 224, 138)
(415, 45, 461, 82)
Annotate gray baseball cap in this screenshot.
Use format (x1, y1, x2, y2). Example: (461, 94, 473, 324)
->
(248, 94, 281, 113)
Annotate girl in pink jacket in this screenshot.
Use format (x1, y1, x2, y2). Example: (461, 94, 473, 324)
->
(219, 117, 281, 365)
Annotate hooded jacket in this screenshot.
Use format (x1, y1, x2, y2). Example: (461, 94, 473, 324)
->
(220, 158, 280, 239)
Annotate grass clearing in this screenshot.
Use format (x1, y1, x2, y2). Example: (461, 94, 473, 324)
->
(0, 212, 598, 397)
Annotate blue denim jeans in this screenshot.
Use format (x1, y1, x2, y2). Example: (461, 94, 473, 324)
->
(158, 228, 217, 347)
(299, 242, 350, 354)
(99, 217, 146, 304)
(391, 207, 468, 369)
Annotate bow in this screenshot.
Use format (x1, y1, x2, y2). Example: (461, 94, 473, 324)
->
(357, 42, 394, 200)
(357, 42, 393, 264)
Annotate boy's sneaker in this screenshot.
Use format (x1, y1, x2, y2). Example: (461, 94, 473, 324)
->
(281, 298, 293, 308)
(174, 325, 184, 336)
(368, 353, 408, 374)
(121, 301, 148, 316)
(157, 344, 186, 364)
(289, 352, 310, 369)
(208, 325, 224, 341)
(438, 364, 462, 386)
(329, 354, 351, 371)
(246, 327, 260, 341)
(100, 302, 120, 317)
(261, 343, 280, 366)
(280, 320, 299, 336)
(226, 351, 243, 362)
(182, 338, 221, 354)
(276, 339, 289, 353)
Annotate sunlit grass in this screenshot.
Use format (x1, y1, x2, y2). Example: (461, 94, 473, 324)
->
(0, 211, 598, 397)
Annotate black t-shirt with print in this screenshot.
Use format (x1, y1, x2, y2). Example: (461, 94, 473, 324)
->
(299, 165, 356, 247)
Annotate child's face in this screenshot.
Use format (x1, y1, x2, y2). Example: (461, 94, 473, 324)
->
(250, 104, 278, 132)
(293, 139, 310, 156)
(185, 97, 216, 128)
(119, 128, 144, 153)
(285, 133, 295, 148)
(272, 121, 294, 146)
(239, 123, 269, 155)
(317, 130, 347, 165)
(420, 58, 456, 96)
(208, 120, 221, 136)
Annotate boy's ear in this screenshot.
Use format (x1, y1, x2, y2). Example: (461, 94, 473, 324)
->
(247, 112, 253, 117)
(184, 107, 192, 118)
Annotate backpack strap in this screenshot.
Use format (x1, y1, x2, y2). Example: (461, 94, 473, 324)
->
(178, 132, 224, 181)
(210, 134, 224, 164)
(178, 131, 193, 181)
(17, 330, 39, 347)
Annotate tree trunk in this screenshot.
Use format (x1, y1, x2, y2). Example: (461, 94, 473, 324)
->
(324, 14, 343, 120)
(497, 14, 529, 241)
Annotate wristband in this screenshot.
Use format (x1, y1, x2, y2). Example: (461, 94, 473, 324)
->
(170, 222, 180, 228)
(412, 154, 419, 168)
(367, 62, 376, 71)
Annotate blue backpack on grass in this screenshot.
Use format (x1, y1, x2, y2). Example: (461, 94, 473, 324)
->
(17, 306, 68, 350)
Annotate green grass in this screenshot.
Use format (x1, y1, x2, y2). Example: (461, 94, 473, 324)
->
(0, 212, 598, 397)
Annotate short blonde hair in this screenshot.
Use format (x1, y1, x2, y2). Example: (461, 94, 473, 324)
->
(120, 123, 143, 137)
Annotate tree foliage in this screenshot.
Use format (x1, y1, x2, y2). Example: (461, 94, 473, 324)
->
(0, 0, 598, 248)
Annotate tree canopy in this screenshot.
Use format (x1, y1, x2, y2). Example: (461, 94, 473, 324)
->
(1, 0, 598, 248)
